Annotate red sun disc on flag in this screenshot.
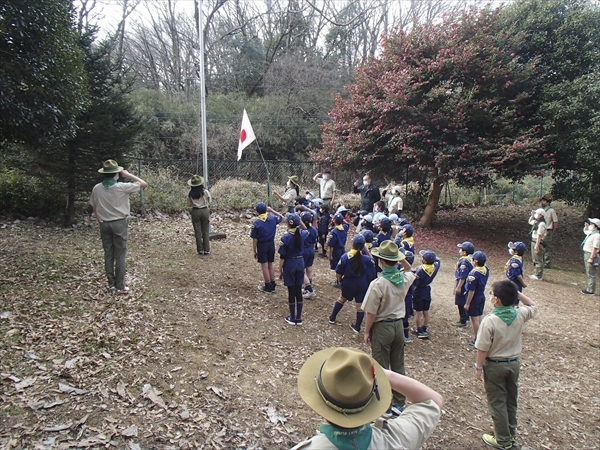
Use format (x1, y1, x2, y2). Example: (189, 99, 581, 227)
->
(240, 129, 247, 143)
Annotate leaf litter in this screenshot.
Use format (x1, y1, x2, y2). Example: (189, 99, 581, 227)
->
(0, 208, 598, 449)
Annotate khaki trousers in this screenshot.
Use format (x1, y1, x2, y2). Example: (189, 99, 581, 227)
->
(99, 218, 128, 290)
(484, 359, 520, 447)
(370, 320, 406, 408)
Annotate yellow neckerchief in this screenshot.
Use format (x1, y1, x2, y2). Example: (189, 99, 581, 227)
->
(366, 242, 373, 249)
(421, 263, 435, 276)
(505, 255, 522, 271)
(335, 224, 344, 231)
(474, 266, 488, 275)
(257, 213, 268, 222)
(402, 236, 414, 246)
(288, 227, 297, 234)
(457, 255, 472, 267)
(348, 249, 359, 258)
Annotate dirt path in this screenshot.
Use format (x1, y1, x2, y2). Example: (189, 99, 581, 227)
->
(0, 205, 598, 449)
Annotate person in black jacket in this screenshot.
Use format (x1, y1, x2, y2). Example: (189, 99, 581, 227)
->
(353, 174, 381, 213)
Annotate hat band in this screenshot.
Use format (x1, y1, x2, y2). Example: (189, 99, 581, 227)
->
(315, 361, 380, 414)
(378, 252, 399, 259)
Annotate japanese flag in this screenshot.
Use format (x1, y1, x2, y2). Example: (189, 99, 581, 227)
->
(237, 109, 256, 161)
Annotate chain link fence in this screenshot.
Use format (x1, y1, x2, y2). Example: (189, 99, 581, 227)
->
(132, 157, 552, 214)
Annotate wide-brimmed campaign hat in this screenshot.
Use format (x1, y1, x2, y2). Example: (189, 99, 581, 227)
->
(188, 175, 205, 186)
(297, 347, 391, 428)
(98, 159, 124, 173)
(287, 175, 299, 186)
(371, 240, 406, 262)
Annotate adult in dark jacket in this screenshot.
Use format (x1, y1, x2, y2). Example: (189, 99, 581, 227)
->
(353, 175, 381, 213)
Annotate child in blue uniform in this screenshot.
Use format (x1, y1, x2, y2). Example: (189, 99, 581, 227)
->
(328, 235, 375, 333)
(394, 224, 415, 254)
(251, 202, 283, 293)
(374, 217, 393, 246)
(327, 213, 349, 288)
(401, 250, 415, 343)
(465, 251, 490, 345)
(506, 241, 527, 302)
(360, 230, 378, 286)
(453, 241, 475, 327)
(412, 250, 441, 339)
(317, 204, 331, 258)
(279, 213, 306, 325)
(300, 211, 318, 299)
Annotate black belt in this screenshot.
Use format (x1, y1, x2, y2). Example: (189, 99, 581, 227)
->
(378, 318, 401, 323)
(322, 197, 332, 201)
(486, 357, 518, 363)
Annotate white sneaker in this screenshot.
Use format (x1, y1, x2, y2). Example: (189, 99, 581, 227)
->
(116, 286, 130, 294)
(303, 290, 316, 299)
(528, 275, 541, 280)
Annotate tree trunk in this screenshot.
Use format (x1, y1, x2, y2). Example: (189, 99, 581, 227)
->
(418, 176, 444, 228)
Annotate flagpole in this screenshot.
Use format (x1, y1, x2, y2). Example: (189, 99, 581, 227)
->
(195, 0, 208, 187)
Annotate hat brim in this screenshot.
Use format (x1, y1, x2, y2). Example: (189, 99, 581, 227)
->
(371, 248, 405, 262)
(188, 178, 204, 186)
(297, 347, 392, 428)
(98, 166, 124, 173)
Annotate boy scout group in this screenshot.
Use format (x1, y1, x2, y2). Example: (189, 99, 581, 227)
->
(90, 161, 598, 450)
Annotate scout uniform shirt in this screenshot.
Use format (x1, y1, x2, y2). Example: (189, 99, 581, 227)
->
(318, 177, 336, 202)
(250, 214, 283, 243)
(505, 255, 524, 290)
(186, 190, 211, 209)
(290, 400, 441, 450)
(89, 181, 140, 222)
(455, 256, 474, 291)
(362, 271, 416, 321)
(466, 265, 490, 303)
(475, 305, 538, 358)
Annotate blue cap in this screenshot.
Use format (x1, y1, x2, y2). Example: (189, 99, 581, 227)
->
(380, 217, 391, 227)
(361, 229, 374, 243)
(373, 212, 386, 223)
(398, 218, 409, 226)
(419, 250, 437, 264)
(401, 224, 414, 237)
(300, 211, 313, 223)
(404, 250, 415, 265)
(287, 213, 301, 227)
(352, 234, 366, 246)
(457, 241, 475, 254)
(255, 202, 267, 213)
(333, 213, 344, 224)
(509, 241, 527, 254)
(472, 251, 487, 264)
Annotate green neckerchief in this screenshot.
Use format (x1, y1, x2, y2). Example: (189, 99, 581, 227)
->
(319, 423, 372, 450)
(381, 267, 404, 287)
(102, 179, 118, 189)
(492, 305, 518, 326)
(582, 230, 599, 247)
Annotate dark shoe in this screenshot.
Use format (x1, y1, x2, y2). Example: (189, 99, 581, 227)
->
(331, 281, 341, 289)
(417, 330, 430, 339)
(285, 316, 296, 325)
(467, 339, 476, 347)
(349, 324, 360, 334)
(581, 290, 595, 295)
(328, 317, 336, 324)
(295, 318, 303, 326)
(258, 285, 273, 294)
(452, 321, 467, 328)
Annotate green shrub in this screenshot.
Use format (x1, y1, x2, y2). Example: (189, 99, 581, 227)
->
(130, 168, 188, 214)
(210, 178, 271, 210)
(0, 168, 65, 218)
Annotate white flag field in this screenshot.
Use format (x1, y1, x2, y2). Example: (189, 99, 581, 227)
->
(237, 109, 256, 161)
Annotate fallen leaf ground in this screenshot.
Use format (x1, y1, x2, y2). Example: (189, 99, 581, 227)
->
(0, 204, 598, 450)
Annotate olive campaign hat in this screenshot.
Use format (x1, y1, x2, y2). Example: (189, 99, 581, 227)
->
(188, 175, 205, 186)
(371, 241, 406, 262)
(297, 347, 391, 428)
(98, 159, 124, 173)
